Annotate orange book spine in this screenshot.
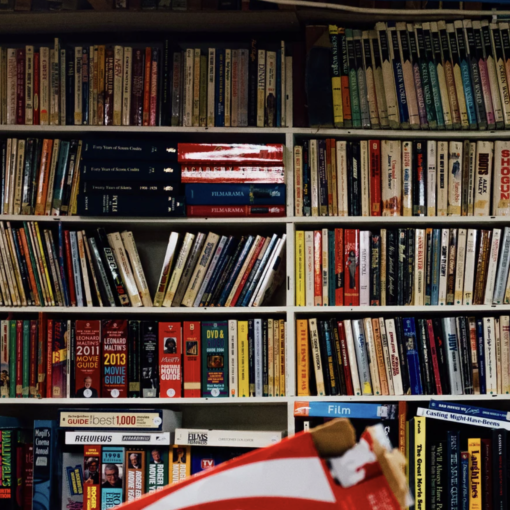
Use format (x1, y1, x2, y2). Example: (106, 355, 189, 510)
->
(313, 230, 322, 306)
(34, 139, 53, 215)
(183, 321, 201, 398)
(372, 318, 389, 395)
(142, 47, 151, 126)
(84, 445, 101, 509)
(334, 228, 344, 306)
(398, 400, 407, 458)
(296, 319, 310, 396)
(125, 449, 146, 502)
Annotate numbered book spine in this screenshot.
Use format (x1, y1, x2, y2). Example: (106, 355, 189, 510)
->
(474, 140, 494, 216)
(101, 446, 124, 508)
(201, 321, 228, 397)
(493, 141, 510, 215)
(74, 320, 101, 398)
(101, 319, 128, 398)
(158, 322, 182, 398)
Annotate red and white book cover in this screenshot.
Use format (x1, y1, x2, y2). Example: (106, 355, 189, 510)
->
(313, 230, 322, 306)
(369, 140, 381, 216)
(183, 321, 201, 398)
(159, 322, 182, 398)
(177, 143, 284, 165)
(101, 319, 128, 398)
(181, 166, 285, 184)
(344, 229, 360, 306)
(75, 320, 101, 399)
(334, 229, 344, 306)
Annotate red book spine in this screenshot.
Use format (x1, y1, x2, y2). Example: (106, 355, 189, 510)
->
(398, 401, 407, 456)
(186, 205, 285, 218)
(104, 48, 114, 126)
(426, 319, 442, 395)
(149, 48, 158, 127)
(369, 140, 381, 216)
(183, 321, 201, 398)
(337, 321, 353, 396)
(33, 52, 40, 125)
(230, 238, 266, 306)
(481, 438, 492, 510)
(45, 319, 53, 398)
(313, 230, 322, 306)
(83, 445, 101, 510)
(16, 48, 25, 125)
(64, 230, 77, 306)
(158, 322, 182, 398)
(344, 229, 360, 306)
(75, 320, 101, 399)
(16, 320, 23, 398)
(130, 49, 144, 126)
(29, 320, 37, 398)
(36, 311, 46, 398)
(334, 228, 344, 306)
(177, 143, 284, 165)
(22, 443, 33, 510)
(142, 47, 151, 126)
(181, 166, 285, 184)
(102, 319, 128, 398)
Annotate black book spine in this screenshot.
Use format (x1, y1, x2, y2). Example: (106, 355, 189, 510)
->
(492, 428, 507, 510)
(370, 234, 381, 306)
(81, 138, 178, 161)
(432, 317, 451, 395)
(406, 228, 415, 306)
(141, 320, 159, 397)
(394, 317, 410, 394)
(60, 139, 79, 214)
(248, 39, 258, 126)
(248, 319, 255, 396)
(430, 440, 438, 508)
(351, 141, 360, 216)
(417, 318, 435, 395)
(330, 318, 346, 395)
(435, 440, 447, 509)
(262, 319, 268, 397)
(457, 316, 473, 394)
(12, 227, 34, 305)
(128, 320, 141, 398)
(323, 320, 339, 395)
(69, 321, 76, 397)
(397, 229, 407, 306)
(21, 138, 35, 214)
(386, 229, 398, 306)
(30, 138, 42, 212)
(317, 320, 332, 396)
(347, 141, 354, 216)
(0, 141, 6, 213)
(318, 139, 328, 215)
(66, 48, 75, 126)
(81, 161, 181, 182)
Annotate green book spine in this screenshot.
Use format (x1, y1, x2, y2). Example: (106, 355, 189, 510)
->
(9, 321, 15, 398)
(145, 447, 169, 493)
(22, 320, 30, 398)
(201, 321, 229, 398)
(346, 29, 361, 127)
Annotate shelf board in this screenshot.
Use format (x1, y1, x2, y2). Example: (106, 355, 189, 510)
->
(298, 395, 510, 402)
(293, 305, 510, 314)
(292, 216, 510, 226)
(0, 306, 287, 314)
(0, 11, 300, 34)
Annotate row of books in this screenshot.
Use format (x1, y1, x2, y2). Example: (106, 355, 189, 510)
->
(293, 138, 508, 218)
(0, 39, 292, 128)
(314, 20, 510, 131)
(295, 227, 510, 307)
(296, 315, 510, 397)
(0, 317, 287, 398)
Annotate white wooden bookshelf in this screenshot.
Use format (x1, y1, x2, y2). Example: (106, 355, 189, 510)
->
(2, 10, 510, 439)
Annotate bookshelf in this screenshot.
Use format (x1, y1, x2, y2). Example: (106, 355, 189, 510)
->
(2, 9, 510, 445)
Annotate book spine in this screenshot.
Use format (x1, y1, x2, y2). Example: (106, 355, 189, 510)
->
(402, 141, 413, 217)
(474, 140, 494, 216)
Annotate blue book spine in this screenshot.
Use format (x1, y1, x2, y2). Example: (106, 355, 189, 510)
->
(218, 236, 254, 306)
(276, 50, 281, 127)
(297, 401, 390, 419)
(328, 230, 336, 306)
(429, 400, 510, 421)
(402, 318, 423, 395)
(52, 141, 70, 207)
(185, 184, 286, 206)
(460, 58, 477, 127)
(66, 49, 74, 126)
(302, 140, 311, 216)
(82, 47, 89, 126)
(101, 446, 124, 509)
(431, 229, 441, 305)
(33, 420, 58, 510)
(476, 319, 486, 394)
(447, 430, 460, 510)
(427, 60, 445, 128)
(58, 223, 70, 307)
(460, 452, 469, 510)
(215, 49, 225, 127)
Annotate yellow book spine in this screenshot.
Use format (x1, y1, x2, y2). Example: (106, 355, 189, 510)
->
(267, 318, 274, 397)
(295, 231, 305, 306)
(405, 420, 410, 510)
(329, 25, 344, 127)
(237, 321, 249, 397)
(279, 319, 286, 396)
(468, 439, 482, 510)
(296, 320, 310, 396)
(273, 319, 280, 397)
(169, 444, 191, 484)
(415, 417, 426, 510)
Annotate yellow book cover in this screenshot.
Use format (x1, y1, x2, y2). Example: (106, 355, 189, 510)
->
(279, 319, 286, 396)
(267, 318, 274, 397)
(415, 417, 426, 510)
(296, 320, 310, 397)
(237, 321, 249, 397)
(273, 319, 280, 397)
(468, 439, 482, 510)
(295, 231, 305, 306)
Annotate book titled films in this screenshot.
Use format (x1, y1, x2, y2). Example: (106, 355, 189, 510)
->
(158, 322, 182, 398)
(174, 428, 283, 448)
(102, 319, 128, 398)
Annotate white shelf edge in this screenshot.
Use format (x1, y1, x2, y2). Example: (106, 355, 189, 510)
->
(0, 306, 287, 314)
(293, 305, 510, 313)
(292, 216, 510, 224)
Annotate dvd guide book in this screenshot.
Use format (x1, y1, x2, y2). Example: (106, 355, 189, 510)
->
(116, 419, 410, 510)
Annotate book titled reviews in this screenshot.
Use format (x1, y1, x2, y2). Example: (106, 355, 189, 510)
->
(0, 317, 286, 399)
(313, 21, 510, 131)
(294, 138, 510, 217)
(296, 226, 510, 307)
(296, 314, 510, 397)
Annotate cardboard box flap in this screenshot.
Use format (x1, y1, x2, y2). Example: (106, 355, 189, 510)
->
(310, 418, 356, 458)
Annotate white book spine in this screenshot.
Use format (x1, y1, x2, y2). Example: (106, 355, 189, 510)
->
(285, 56, 293, 128)
(427, 141, 437, 216)
(25, 46, 34, 125)
(122, 47, 132, 126)
(484, 317, 498, 394)
(494, 227, 510, 304)
(294, 145, 303, 216)
(336, 141, 348, 216)
(343, 320, 362, 396)
(402, 141, 413, 216)
(321, 228, 329, 306)
(359, 230, 371, 306)
(474, 140, 494, 216)
(378, 318, 395, 395)
(484, 228, 501, 305)
(454, 228, 467, 305)
(6, 49, 16, 125)
(207, 49, 216, 127)
(361, 140, 370, 216)
(363, 318, 381, 395)
(414, 229, 425, 306)
(254, 318, 263, 397)
(74, 47, 83, 125)
(310, 139, 319, 217)
(442, 317, 464, 395)
(490, 22, 510, 127)
(305, 231, 314, 307)
(500, 316, 510, 394)
(381, 139, 402, 216)
(448, 141, 462, 216)
(493, 140, 510, 215)
(463, 229, 477, 305)
(257, 49, 265, 127)
(385, 318, 403, 396)
(229, 320, 238, 397)
(438, 229, 449, 306)
(309, 319, 325, 396)
(351, 319, 373, 395)
(436, 141, 448, 216)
